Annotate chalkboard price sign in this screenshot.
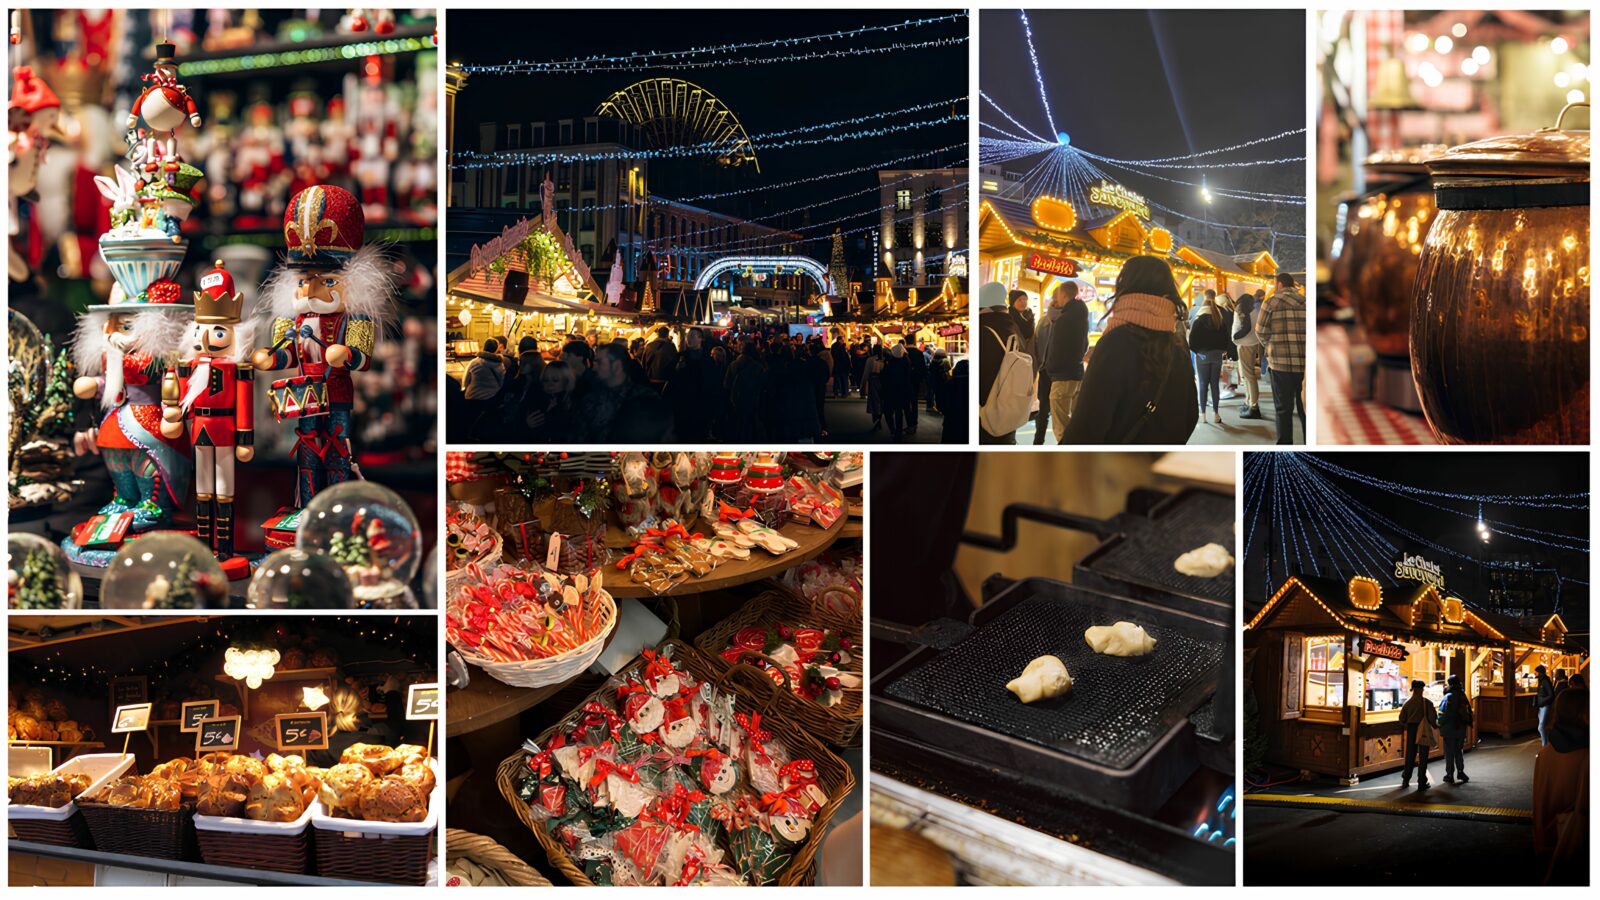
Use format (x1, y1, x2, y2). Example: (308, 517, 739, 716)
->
(407, 683, 440, 721)
(195, 716, 242, 753)
(273, 712, 329, 751)
(111, 703, 152, 734)
(108, 676, 148, 717)
(181, 700, 221, 733)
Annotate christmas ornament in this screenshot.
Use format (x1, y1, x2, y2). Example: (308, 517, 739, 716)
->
(253, 184, 396, 545)
(160, 260, 257, 575)
(125, 42, 203, 188)
(8, 65, 64, 282)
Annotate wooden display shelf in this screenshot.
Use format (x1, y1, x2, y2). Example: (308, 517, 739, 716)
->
(6, 740, 106, 749)
(601, 513, 848, 599)
(445, 662, 576, 736)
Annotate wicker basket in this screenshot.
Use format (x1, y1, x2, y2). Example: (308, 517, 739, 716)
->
(452, 586, 618, 689)
(194, 804, 314, 874)
(495, 639, 855, 886)
(315, 829, 433, 884)
(76, 801, 194, 860)
(695, 589, 863, 746)
(445, 828, 553, 887)
(9, 815, 91, 848)
(445, 531, 503, 599)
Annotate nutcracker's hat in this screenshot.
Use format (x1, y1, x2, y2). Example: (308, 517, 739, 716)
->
(193, 260, 245, 324)
(283, 184, 364, 269)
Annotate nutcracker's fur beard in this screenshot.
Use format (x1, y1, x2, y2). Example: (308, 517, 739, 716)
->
(73, 308, 188, 409)
(183, 318, 259, 364)
(260, 243, 398, 336)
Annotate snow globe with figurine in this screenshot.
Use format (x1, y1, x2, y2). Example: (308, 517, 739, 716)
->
(100, 532, 228, 609)
(7, 532, 84, 609)
(297, 481, 421, 607)
(246, 547, 355, 609)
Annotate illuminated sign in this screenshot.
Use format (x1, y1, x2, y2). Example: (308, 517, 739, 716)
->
(1394, 553, 1445, 590)
(1026, 252, 1078, 277)
(1090, 181, 1150, 220)
(468, 217, 534, 275)
(1360, 637, 1408, 661)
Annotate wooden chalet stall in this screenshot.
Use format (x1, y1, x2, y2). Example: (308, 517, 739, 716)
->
(1245, 573, 1586, 783)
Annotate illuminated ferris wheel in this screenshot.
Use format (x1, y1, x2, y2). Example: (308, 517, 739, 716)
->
(595, 78, 760, 172)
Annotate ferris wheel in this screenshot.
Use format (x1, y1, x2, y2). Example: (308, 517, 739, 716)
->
(595, 78, 760, 172)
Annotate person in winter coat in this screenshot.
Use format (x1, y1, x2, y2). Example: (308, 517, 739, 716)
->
(1255, 272, 1307, 443)
(880, 342, 915, 439)
(664, 329, 719, 441)
(520, 360, 577, 442)
(1187, 290, 1235, 424)
(639, 326, 679, 386)
(1060, 256, 1198, 445)
(1438, 673, 1473, 784)
(1536, 665, 1558, 744)
(904, 339, 927, 434)
(942, 358, 968, 443)
(1232, 290, 1263, 419)
(864, 345, 886, 429)
(830, 338, 851, 397)
(1399, 679, 1438, 789)
(978, 282, 1020, 444)
(1532, 687, 1588, 883)
(723, 341, 767, 441)
(927, 349, 952, 414)
(807, 342, 831, 437)
(1009, 290, 1036, 352)
(462, 338, 506, 401)
(1040, 280, 1090, 443)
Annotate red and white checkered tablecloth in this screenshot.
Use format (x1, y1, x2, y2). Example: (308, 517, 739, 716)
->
(1317, 324, 1439, 445)
(446, 451, 487, 483)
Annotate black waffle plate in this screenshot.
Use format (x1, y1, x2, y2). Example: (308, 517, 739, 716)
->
(874, 578, 1226, 811)
(1076, 489, 1235, 619)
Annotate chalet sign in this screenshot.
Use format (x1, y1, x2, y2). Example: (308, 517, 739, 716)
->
(1090, 180, 1150, 220)
(1393, 552, 1445, 590)
(1360, 636, 1408, 661)
(468, 217, 534, 276)
(1025, 252, 1078, 278)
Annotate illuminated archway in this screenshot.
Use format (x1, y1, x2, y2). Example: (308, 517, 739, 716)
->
(692, 255, 832, 294)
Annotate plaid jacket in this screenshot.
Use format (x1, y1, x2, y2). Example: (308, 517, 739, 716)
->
(1256, 289, 1307, 373)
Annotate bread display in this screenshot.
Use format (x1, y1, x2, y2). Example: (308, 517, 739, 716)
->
(317, 743, 435, 822)
(319, 762, 377, 817)
(356, 775, 429, 823)
(88, 774, 181, 810)
(342, 742, 404, 776)
(8, 772, 93, 808)
(246, 773, 305, 822)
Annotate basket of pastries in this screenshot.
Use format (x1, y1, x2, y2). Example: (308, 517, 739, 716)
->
(695, 589, 863, 746)
(191, 752, 325, 873)
(445, 828, 554, 887)
(495, 639, 855, 886)
(7, 753, 135, 847)
(310, 742, 440, 885)
(445, 504, 502, 599)
(77, 763, 196, 859)
(447, 565, 618, 689)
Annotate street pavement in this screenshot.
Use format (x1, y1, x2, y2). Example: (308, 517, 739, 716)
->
(818, 393, 951, 444)
(1244, 735, 1579, 885)
(1015, 371, 1302, 445)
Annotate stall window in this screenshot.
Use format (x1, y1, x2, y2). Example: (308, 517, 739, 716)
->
(1304, 636, 1345, 708)
(1366, 658, 1403, 711)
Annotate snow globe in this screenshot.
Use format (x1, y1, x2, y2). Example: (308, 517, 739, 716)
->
(8, 532, 84, 609)
(297, 481, 421, 607)
(100, 532, 228, 609)
(246, 547, 355, 609)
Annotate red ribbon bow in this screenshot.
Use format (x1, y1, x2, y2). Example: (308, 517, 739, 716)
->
(588, 758, 639, 788)
(736, 711, 771, 749)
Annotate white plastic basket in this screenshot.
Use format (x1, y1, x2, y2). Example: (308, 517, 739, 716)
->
(451, 589, 618, 689)
(310, 760, 442, 839)
(193, 794, 316, 836)
(7, 753, 135, 822)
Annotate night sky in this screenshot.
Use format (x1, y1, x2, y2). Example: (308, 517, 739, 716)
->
(449, 9, 967, 252)
(979, 9, 1305, 257)
(1246, 452, 1590, 631)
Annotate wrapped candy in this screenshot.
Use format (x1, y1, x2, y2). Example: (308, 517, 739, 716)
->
(446, 565, 613, 663)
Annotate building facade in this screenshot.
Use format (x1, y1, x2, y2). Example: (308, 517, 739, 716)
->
(876, 167, 968, 314)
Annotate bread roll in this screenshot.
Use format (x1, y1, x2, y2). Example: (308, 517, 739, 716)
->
(358, 776, 428, 823)
(319, 762, 376, 817)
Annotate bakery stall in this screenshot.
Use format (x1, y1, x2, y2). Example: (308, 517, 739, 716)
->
(441, 451, 865, 886)
(8, 614, 440, 886)
(868, 452, 1236, 887)
(1244, 575, 1587, 782)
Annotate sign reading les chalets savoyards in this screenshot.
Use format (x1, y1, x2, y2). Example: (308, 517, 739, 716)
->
(1393, 552, 1445, 590)
(1360, 636, 1408, 661)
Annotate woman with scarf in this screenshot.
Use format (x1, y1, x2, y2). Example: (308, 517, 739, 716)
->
(1533, 686, 1588, 884)
(1060, 255, 1198, 444)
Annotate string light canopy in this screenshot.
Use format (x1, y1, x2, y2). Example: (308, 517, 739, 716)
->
(461, 12, 968, 74)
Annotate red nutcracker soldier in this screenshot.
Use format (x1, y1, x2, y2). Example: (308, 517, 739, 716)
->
(253, 184, 394, 546)
(161, 261, 256, 574)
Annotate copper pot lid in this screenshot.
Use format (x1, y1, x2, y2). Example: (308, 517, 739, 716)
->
(1425, 103, 1590, 181)
(1363, 144, 1448, 176)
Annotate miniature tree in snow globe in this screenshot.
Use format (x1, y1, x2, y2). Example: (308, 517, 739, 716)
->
(101, 532, 228, 609)
(7, 533, 84, 609)
(297, 481, 421, 607)
(246, 547, 355, 609)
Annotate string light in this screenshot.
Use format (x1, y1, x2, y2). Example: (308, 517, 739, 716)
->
(463, 37, 967, 75)
(452, 112, 966, 169)
(461, 12, 968, 74)
(980, 89, 1051, 144)
(695, 181, 969, 251)
(1017, 10, 1059, 138)
(1098, 128, 1305, 164)
(1075, 148, 1304, 170)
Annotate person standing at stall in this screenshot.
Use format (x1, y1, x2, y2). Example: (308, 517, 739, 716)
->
(306, 681, 403, 769)
(1438, 673, 1473, 784)
(1039, 280, 1090, 444)
(1232, 289, 1263, 419)
(1187, 289, 1234, 425)
(1536, 665, 1558, 744)
(1255, 272, 1306, 444)
(1399, 679, 1438, 789)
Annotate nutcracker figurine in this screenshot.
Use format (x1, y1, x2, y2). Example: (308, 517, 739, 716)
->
(253, 184, 394, 546)
(160, 261, 256, 574)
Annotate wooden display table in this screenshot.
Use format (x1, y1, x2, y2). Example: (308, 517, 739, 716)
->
(602, 513, 847, 599)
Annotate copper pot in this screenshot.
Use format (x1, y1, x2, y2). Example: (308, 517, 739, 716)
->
(1410, 104, 1590, 444)
(1346, 147, 1446, 359)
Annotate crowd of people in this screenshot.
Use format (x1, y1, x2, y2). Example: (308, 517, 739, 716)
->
(449, 325, 968, 443)
(978, 254, 1307, 445)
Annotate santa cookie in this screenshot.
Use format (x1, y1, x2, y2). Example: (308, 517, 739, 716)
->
(623, 689, 665, 735)
(658, 695, 698, 749)
(698, 751, 739, 795)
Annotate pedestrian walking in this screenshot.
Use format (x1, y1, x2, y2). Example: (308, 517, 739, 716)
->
(1188, 289, 1234, 425)
(1399, 679, 1438, 790)
(1233, 289, 1263, 419)
(1536, 664, 1557, 744)
(1438, 674, 1473, 784)
(1255, 272, 1306, 444)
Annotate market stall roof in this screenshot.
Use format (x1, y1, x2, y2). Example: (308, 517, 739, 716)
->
(980, 196, 1277, 285)
(1245, 574, 1583, 656)
(446, 213, 607, 303)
